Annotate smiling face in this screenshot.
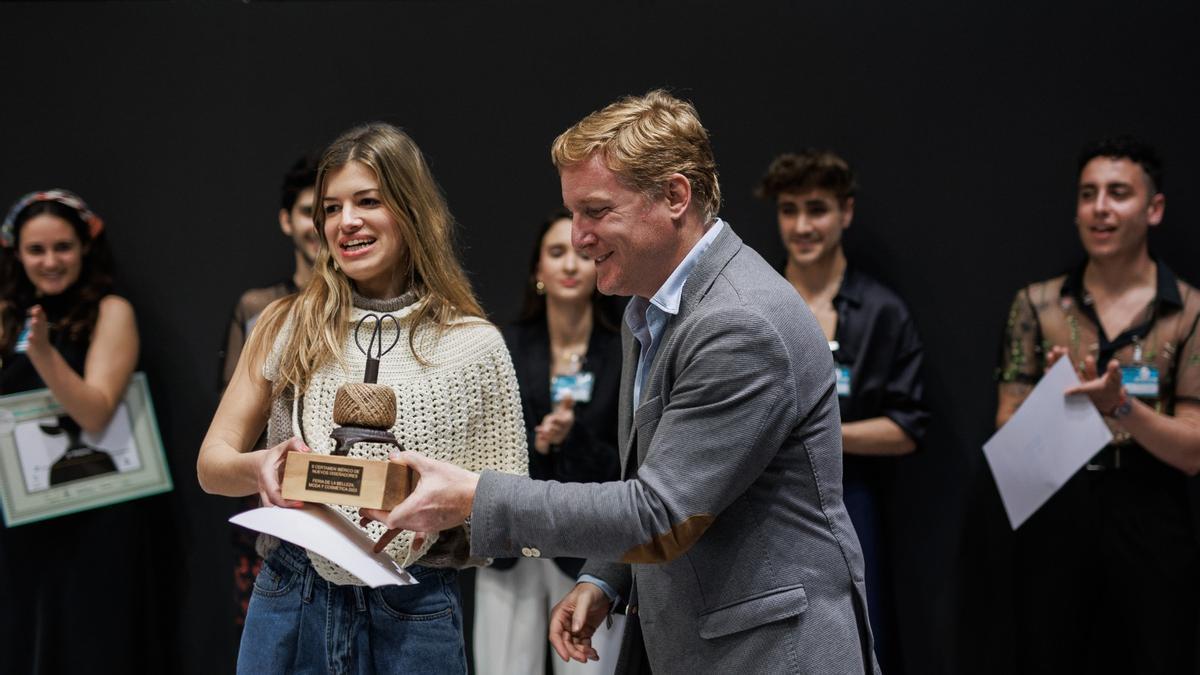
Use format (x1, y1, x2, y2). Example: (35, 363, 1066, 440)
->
(776, 188, 853, 268)
(536, 217, 596, 307)
(16, 214, 85, 296)
(1076, 156, 1163, 260)
(280, 186, 319, 266)
(322, 161, 409, 298)
(562, 154, 684, 299)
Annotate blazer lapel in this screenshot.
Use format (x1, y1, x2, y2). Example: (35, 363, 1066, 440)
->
(618, 324, 639, 478)
(635, 223, 745, 412)
(582, 324, 611, 394)
(525, 323, 552, 416)
(677, 223, 742, 316)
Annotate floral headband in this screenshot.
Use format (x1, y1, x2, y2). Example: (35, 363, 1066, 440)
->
(1, 189, 105, 248)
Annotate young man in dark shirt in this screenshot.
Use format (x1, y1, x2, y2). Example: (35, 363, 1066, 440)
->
(997, 136, 1200, 674)
(757, 150, 929, 673)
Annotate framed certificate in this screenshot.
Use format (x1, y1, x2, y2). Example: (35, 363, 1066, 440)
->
(0, 372, 172, 527)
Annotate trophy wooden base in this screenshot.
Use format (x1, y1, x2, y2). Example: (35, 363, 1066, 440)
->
(281, 452, 414, 510)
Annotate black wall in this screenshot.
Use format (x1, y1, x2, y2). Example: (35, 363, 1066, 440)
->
(2, 1, 1197, 673)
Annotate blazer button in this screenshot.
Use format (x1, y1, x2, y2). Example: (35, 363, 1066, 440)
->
(627, 604, 638, 615)
(529, 547, 541, 558)
(521, 547, 532, 557)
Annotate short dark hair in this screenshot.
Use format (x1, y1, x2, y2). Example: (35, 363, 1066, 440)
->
(280, 153, 320, 212)
(756, 150, 857, 203)
(1077, 135, 1164, 193)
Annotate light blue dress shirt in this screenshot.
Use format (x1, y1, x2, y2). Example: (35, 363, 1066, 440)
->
(578, 219, 725, 607)
(625, 219, 724, 408)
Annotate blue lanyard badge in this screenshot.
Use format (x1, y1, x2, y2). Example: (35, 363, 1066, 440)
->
(13, 317, 32, 354)
(551, 372, 595, 404)
(829, 340, 851, 398)
(1121, 365, 1159, 399)
(835, 365, 852, 398)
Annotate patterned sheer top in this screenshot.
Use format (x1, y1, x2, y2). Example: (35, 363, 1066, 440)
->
(999, 259, 1200, 445)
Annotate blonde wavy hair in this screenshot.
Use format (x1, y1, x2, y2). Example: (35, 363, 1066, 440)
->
(249, 123, 485, 398)
(550, 89, 721, 222)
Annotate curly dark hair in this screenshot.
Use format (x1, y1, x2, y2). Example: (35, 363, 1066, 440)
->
(1077, 135, 1163, 193)
(755, 150, 857, 204)
(516, 209, 620, 331)
(0, 199, 115, 354)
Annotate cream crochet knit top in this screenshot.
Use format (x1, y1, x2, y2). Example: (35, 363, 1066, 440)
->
(262, 292, 528, 585)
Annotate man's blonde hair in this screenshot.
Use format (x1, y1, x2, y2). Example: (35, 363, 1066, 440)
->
(551, 89, 721, 222)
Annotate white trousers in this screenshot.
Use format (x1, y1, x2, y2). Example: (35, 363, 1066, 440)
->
(474, 560, 625, 675)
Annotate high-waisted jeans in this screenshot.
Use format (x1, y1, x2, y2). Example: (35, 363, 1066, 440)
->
(237, 541, 466, 675)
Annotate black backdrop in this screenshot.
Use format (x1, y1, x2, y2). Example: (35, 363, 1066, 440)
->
(2, 1, 1198, 673)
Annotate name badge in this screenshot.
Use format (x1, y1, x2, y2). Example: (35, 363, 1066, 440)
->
(1121, 365, 1159, 398)
(835, 365, 852, 398)
(551, 372, 594, 404)
(13, 318, 32, 354)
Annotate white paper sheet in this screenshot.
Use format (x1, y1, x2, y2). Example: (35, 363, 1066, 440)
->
(983, 357, 1114, 529)
(230, 505, 417, 587)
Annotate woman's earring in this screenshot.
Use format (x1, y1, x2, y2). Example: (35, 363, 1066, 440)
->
(535, 280, 546, 295)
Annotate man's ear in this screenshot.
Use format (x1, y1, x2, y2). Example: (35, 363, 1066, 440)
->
(1147, 192, 1165, 228)
(279, 208, 293, 236)
(841, 197, 855, 229)
(664, 173, 692, 219)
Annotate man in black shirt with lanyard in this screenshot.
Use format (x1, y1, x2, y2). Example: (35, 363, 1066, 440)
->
(997, 136, 1200, 674)
(757, 150, 929, 674)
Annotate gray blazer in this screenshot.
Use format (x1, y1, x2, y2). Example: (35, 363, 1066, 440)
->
(473, 224, 877, 674)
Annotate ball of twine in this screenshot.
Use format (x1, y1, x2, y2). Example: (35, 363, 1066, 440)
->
(333, 383, 397, 428)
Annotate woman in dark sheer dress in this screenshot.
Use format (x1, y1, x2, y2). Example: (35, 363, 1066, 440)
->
(0, 190, 155, 674)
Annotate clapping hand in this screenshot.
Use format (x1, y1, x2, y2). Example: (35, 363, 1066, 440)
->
(534, 395, 575, 455)
(25, 305, 52, 354)
(1065, 354, 1125, 414)
(1046, 345, 1124, 414)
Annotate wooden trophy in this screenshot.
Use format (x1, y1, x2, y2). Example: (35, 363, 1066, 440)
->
(282, 313, 415, 510)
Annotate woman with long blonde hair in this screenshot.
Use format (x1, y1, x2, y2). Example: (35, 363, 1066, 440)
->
(198, 122, 527, 674)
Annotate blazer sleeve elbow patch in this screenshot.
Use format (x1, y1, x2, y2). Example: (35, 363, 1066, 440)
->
(620, 514, 714, 564)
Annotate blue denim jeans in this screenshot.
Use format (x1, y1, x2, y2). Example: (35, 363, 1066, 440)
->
(238, 541, 466, 675)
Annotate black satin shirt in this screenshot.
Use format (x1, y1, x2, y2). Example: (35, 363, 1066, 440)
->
(830, 266, 929, 445)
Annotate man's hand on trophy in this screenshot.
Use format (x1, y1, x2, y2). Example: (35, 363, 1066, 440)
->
(258, 436, 311, 508)
(358, 450, 479, 554)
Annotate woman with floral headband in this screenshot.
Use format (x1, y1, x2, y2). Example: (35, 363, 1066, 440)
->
(0, 189, 149, 673)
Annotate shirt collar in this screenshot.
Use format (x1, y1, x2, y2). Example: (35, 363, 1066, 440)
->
(624, 219, 724, 332)
(1060, 256, 1183, 310)
(776, 256, 859, 308)
(647, 219, 724, 315)
(833, 264, 864, 307)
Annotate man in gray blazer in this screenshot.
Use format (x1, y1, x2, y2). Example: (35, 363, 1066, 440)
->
(362, 90, 877, 674)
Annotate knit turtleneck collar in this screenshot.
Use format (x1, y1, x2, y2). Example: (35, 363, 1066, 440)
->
(351, 288, 421, 313)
